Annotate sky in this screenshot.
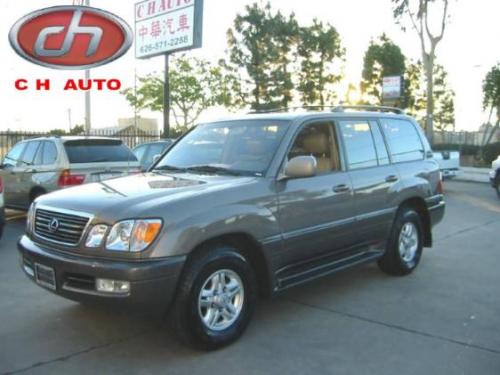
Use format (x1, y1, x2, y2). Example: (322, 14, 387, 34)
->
(0, 0, 499, 132)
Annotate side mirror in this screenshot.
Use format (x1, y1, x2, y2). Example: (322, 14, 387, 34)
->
(152, 154, 161, 163)
(281, 156, 317, 180)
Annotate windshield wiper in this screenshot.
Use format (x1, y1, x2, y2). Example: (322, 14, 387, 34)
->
(153, 164, 187, 173)
(185, 165, 242, 176)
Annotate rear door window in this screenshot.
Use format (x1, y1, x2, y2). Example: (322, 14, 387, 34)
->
(21, 141, 41, 165)
(64, 139, 138, 164)
(133, 145, 147, 162)
(380, 119, 424, 162)
(41, 141, 58, 165)
(338, 121, 378, 170)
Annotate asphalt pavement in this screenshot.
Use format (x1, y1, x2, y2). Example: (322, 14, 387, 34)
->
(0, 180, 499, 375)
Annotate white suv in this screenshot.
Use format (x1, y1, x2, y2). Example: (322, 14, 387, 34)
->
(490, 155, 500, 197)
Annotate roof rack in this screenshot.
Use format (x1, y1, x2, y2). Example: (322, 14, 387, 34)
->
(247, 105, 405, 115)
(331, 105, 405, 115)
(247, 106, 331, 114)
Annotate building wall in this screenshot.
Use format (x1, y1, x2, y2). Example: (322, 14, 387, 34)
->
(118, 117, 158, 134)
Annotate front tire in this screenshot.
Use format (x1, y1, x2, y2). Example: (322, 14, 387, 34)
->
(378, 208, 423, 276)
(169, 244, 257, 350)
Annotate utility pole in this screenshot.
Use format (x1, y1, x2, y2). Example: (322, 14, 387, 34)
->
(67, 108, 72, 133)
(84, 0, 91, 134)
(163, 54, 170, 137)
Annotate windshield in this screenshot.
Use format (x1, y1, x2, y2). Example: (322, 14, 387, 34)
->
(154, 120, 290, 176)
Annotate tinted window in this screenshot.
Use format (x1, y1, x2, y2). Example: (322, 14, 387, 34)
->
(144, 143, 169, 168)
(42, 141, 58, 165)
(157, 120, 289, 176)
(370, 121, 390, 165)
(338, 121, 378, 170)
(21, 141, 41, 165)
(64, 140, 137, 164)
(3, 142, 26, 167)
(288, 122, 340, 173)
(133, 145, 147, 162)
(381, 119, 424, 162)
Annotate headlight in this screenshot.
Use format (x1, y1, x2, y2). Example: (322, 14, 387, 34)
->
(26, 203, 35, 233)
(105, 219, 162, 252)
(85, 224, 109, 247)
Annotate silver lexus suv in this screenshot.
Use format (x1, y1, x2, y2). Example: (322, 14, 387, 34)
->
(18, 107, 445, 349)
(1, 137, 141, 209)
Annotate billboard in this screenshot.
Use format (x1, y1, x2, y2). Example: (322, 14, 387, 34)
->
(135, 0, 203, 59)
(382, 75, 403, 100)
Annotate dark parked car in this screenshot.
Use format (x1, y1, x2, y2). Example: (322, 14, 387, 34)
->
(133, 139, 174, 170)
(19, 106, 445, 349)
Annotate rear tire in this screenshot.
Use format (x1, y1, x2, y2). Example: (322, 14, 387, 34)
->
(378, 208, 423, 276)
(169, 244, 257, 350)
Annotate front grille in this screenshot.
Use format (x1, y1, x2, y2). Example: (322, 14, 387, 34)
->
(34, 208, 90, 246)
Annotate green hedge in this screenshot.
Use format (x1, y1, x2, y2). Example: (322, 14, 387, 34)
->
(482, 142, 500, 164)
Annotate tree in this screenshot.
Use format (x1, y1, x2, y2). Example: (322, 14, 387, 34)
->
(48, 129, 66, 136)
(393, 0, 451, 143)
(361, 34, 406, 105)
(69, 124, 85, 135)
(226, 2, 299, 110)
(405, 60, 455, 132)
(122, 56, 234, 132)
(267, 11, 299, 108)
(482, 63, 500, 144)
(297, 19, 344, 106)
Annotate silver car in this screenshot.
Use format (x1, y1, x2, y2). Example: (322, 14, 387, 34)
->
(0, 137, 140, 209)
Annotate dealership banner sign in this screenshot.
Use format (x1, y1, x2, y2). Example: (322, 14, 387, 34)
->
(135, 0, 203, 58)
(382, 76, 403, 100)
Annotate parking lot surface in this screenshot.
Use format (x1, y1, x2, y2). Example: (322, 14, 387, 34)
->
(0, 181, 499, 375)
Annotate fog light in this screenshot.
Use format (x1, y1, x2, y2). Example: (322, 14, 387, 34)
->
(96, 279, 130, 294)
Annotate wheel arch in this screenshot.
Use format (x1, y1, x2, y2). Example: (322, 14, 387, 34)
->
(397, 197, 432, 247)
(183, 232, 273, 298)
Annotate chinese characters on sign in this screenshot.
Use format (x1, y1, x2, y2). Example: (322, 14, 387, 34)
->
(135, 0, 202, 58)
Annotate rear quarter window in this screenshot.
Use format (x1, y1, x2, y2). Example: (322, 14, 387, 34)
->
(64, 139, 138, 164)
(380, 118, 424, 163)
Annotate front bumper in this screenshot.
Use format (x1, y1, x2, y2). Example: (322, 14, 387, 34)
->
(18, 235, 185, 311)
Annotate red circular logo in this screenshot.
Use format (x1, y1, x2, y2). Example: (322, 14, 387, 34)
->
(9, 6, 133, 70)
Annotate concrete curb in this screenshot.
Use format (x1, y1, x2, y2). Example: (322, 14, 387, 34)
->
(453, 167, 490, 184)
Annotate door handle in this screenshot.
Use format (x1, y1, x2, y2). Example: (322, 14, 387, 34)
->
(385, 175, 398, 183)
(333, 184, 350, 193)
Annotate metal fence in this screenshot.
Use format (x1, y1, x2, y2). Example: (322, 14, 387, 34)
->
(0, 129, 160, 161)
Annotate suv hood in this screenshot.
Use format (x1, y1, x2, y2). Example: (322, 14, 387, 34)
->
(36, 172, 255, 221)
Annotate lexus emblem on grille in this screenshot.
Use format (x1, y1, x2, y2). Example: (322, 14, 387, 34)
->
(48, 218, 59, 233)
